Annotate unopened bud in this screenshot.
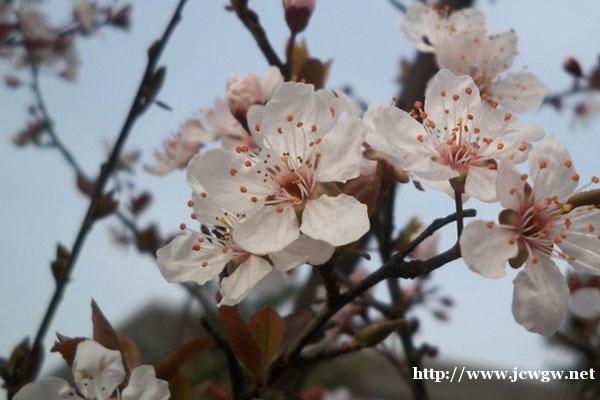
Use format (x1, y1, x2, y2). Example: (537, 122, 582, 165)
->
(563, 57, 583, 79)
(354, 319, 403, 347)
(283, 0, 315, 33)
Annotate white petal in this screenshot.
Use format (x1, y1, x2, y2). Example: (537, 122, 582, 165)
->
(558, 208, 600, 275)
(409, 157, 459, 181)
(490, 71, 549, 113)
(233, 205, 300, 255)
(570, 288, 600, 320)
(424, 69, 482, 132)
(315, 116, 366, 183)
(260, 66, 284, 101)
(464, 166, 498, 202)
(496, 160, 525, 210)
(477, 31, 518, 79)
(436, 31, 486, 77)
(300, 194, 369, 247)
(219, 256, 273, 306)
(156, 231, 232, 285)
(448, 8, 486, 33)
(270, 235, 335, 272)
(399, 2, 440, 52)
(251, 82, 335, 159)
(460, 220, 518, 279)
(121, 365, 170, 400)
(512, 257, 569, 336)
(72, 340, 125, 399)
(187, 148, 269, 218)
(528, 136, 578, 202)
(14, 378, 81, 400)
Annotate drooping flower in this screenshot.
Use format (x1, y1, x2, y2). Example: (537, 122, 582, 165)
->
(157, 192, 333, 306)
(146, 68, 283, 175)
(401, 2, 548, 112)
(144, 117, 214, 175)
(14, 340, 169, 400)
(460, 136, 600, 335)
(365, 69, 543, 201)
(186, 82, 370, 254)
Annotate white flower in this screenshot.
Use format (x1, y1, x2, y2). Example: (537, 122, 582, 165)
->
(186, 82, 370, 254)
(74, 0, 98, 34)
(14, 340, 169, 400)
(400, 1, 485, 53)
(202, 97, 254, 150)
(144, 117, 213, 175)
(365, 69, 543, 202)
(401, 2, 548, 112)
(157, 192, 334, 306)
(226, 66, 284, 118)
(460, 137, 600, 335)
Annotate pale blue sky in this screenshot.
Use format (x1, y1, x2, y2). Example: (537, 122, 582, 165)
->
(1, 0, 600, 377)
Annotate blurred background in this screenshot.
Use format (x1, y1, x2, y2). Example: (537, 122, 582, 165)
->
(1, 0, 600, 398)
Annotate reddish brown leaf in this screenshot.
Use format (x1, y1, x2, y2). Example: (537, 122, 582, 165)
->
(91, 300, 121, 352)
(135, 224, 162, 255)
(0, 338, 43, 397)
(50, 333, 86, 367)
(218, 306, 263, 374)
(248, 307, 285, 367)
(76, 174, 95, 197)
(155, 337, 213, 381)
(281, 310, 314, 351)
(50, 244, 70, 285)
(117, 334, 143, 370)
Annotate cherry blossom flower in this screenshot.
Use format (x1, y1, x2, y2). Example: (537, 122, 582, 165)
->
(365, 69, 543, 202)
(460, 137, 600, 335)
(226, 66, 284, 119)
(144, 117, 214, 175)
(16, 6, 80, 80)
(157, 191, 333, 305)
(186, 82, 370, 254)
(401, 2, 548, 112)
(14, 340, 169, 400)
(400, 1, 485, 53)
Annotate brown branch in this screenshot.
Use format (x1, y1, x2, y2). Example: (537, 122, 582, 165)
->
(200, 317, 250, 400)
(270, 210, 474, 383)
(228, 0, 286, 75)
(26, 0, 189, 367)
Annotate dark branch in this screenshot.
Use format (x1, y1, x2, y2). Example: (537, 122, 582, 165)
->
(28, 0, 189, 365)
(229, 0, 286, 75)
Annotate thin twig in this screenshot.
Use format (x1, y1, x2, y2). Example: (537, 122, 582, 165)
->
(454, 190, 464, 237)
(200, 317, 249, 400)
(228, 0, 286, 75)
(28, 0, 189, 361)
(270, 210, 475, 383)
(387, 0, 408, 13)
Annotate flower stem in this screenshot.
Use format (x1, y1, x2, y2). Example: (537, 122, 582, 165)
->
(454, 189, 464, 237)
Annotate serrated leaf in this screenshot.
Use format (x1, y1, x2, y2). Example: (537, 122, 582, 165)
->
(218, 306, 263, 374)
(50, 333, 85, 367)
(50, 244, 70, 285)
(248, 307, 285, 368)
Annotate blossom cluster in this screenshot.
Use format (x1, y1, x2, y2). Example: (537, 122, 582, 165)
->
(14, 340, 169, 400)
(151, 1, 600, 336)
(0, 0, 130, 81)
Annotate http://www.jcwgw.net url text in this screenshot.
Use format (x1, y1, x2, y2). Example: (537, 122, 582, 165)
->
(413, 367, 597, 383)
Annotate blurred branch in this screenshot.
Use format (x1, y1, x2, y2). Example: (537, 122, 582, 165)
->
(228, 0, 286, 75)
(387, 0, 408, 13)
(23, 0, 189, 376)
(200, 317, 250, 400)
(543, 85, 600, 107)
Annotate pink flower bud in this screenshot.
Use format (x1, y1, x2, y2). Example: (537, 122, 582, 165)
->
(282, 0, 315, 33)
(226, 73, 264, 117)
